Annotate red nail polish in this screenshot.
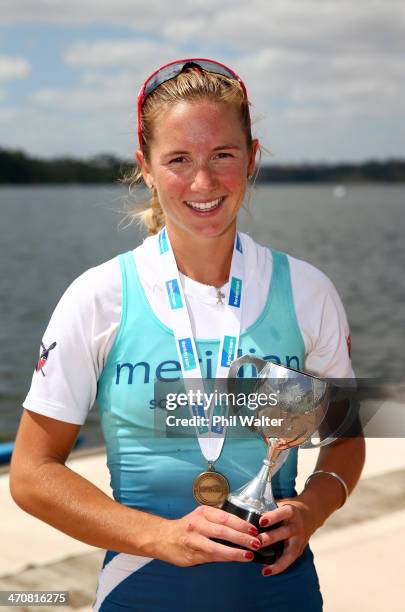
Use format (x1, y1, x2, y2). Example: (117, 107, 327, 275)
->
(260, 518, 270, 527)
(249, 526, 258, 536)
(245, 551, 254, 560)
(263, 568, 272, 576)
(251, 540, 261, 550)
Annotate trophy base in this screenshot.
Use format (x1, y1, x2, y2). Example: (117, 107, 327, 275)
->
(213, 499, 284, 564)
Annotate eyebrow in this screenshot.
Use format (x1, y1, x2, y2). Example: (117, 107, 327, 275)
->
(161, 144, 242, 158)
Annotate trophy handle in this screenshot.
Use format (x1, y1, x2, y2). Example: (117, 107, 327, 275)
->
(227, 355, 268, 401)
(300, 398, 361, 448)
(227, 355, 268, 380)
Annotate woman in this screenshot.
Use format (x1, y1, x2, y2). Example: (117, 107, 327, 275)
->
(10, 59, 365, 611)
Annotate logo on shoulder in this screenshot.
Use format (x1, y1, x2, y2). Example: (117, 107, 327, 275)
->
(36, 341, 57, 377)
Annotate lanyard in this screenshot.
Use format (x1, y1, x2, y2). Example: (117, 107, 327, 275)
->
(157, 227, 245, 464)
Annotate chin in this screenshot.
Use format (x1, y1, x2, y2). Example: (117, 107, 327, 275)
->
(188, 221, 236, 240)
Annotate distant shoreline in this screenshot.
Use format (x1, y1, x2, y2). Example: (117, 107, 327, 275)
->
(1, 148, 405, 184)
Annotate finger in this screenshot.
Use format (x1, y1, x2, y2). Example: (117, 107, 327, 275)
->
(198, 506, 261, 550)
(201, 505, 259, 536)
(261, 540, 302, 576)
(259, 523, 294, 547)
(259, 504, 294, 528)
(190, 533, 256, 564)
(207, 522, 262, 552)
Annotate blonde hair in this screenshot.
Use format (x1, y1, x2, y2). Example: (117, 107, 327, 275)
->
(123, 67, 253, 235)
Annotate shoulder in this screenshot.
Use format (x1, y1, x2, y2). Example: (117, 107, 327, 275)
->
(240, 235, 352, 376)
(286, 255, 352, 375)
(69, 255, 122, 301)
(22, 252, 134, 425)
(285, 253, 350, 340)
(54, 254, 124, 322)
(45, 253, 126, 343)
(241, 232, 335, 300)
(287, 254, 337, 301)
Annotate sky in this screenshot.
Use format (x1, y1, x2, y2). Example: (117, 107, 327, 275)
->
(0, 0, 404, 163)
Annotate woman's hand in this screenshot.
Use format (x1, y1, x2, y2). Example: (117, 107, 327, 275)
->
(257, 498, 317, 576)
(160, 504, 262, 567)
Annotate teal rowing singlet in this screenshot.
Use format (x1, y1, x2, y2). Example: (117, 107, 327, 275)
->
(94, 248, 324, 612)
(96, 248, 305, 517)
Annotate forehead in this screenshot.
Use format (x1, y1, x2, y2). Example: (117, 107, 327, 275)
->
(151, 100, 246, 150)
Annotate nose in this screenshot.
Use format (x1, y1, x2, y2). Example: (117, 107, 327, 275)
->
(190, 163, 218, 193)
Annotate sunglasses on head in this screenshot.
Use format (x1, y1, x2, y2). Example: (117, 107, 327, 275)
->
(137, 57, 249, 149)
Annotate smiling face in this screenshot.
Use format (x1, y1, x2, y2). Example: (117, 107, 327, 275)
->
(136, 100, 258, 241)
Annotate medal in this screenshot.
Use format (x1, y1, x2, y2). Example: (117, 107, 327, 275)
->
(193, 464, 230, 507)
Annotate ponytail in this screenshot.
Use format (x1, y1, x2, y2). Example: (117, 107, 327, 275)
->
(140, 188, 165, 235)
(120, 167, 165, 236)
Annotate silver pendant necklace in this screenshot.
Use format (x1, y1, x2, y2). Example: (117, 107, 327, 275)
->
(216, 289, 226, 304)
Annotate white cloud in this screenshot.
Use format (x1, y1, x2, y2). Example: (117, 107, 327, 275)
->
(1, 0, 404, 161)
(159, 1, 405, 54)
(2, 0, 405, 61)
(31, 70, 136, 111)
(234, 36, 405, 126)
(32, 36, 183, 113)
(57, 26, 405, 121)
(6, 1, 405, 108)
(0, 103, 136, 159)
(64, 39, 177, 69)
(32, 87, 126, 111)
(33, 36, 202, 113)
(0, 55, 30, 82)
(0, 0, 234, 27)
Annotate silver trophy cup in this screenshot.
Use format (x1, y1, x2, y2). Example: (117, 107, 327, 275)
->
(218, 355, 336, 564)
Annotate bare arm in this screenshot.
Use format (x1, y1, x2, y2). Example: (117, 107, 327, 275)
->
(9, 409, 259, 566)
(258, 435, 366, 576)
(297, 435, 366, 530)
(9, 409, 168, 556)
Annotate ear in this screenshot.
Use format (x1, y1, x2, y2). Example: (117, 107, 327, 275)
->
(247, 139, 259, 178)
(135, 149, 154, 189)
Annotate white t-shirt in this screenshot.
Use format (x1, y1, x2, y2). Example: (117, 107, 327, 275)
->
(23, 233, 353, 425)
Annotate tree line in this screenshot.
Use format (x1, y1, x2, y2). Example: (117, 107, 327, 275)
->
(1, 148, 405, 184)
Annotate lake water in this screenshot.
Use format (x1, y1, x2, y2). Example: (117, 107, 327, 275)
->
(1, 184, 404, 445)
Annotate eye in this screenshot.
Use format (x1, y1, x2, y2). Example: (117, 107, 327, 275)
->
(215, 152, 233, 159)
(169, 156, 187, 164)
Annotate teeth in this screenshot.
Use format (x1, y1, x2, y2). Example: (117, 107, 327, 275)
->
(186, 197, 223, 211)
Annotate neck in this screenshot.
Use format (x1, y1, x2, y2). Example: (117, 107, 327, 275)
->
(165, 223, 237, 287)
